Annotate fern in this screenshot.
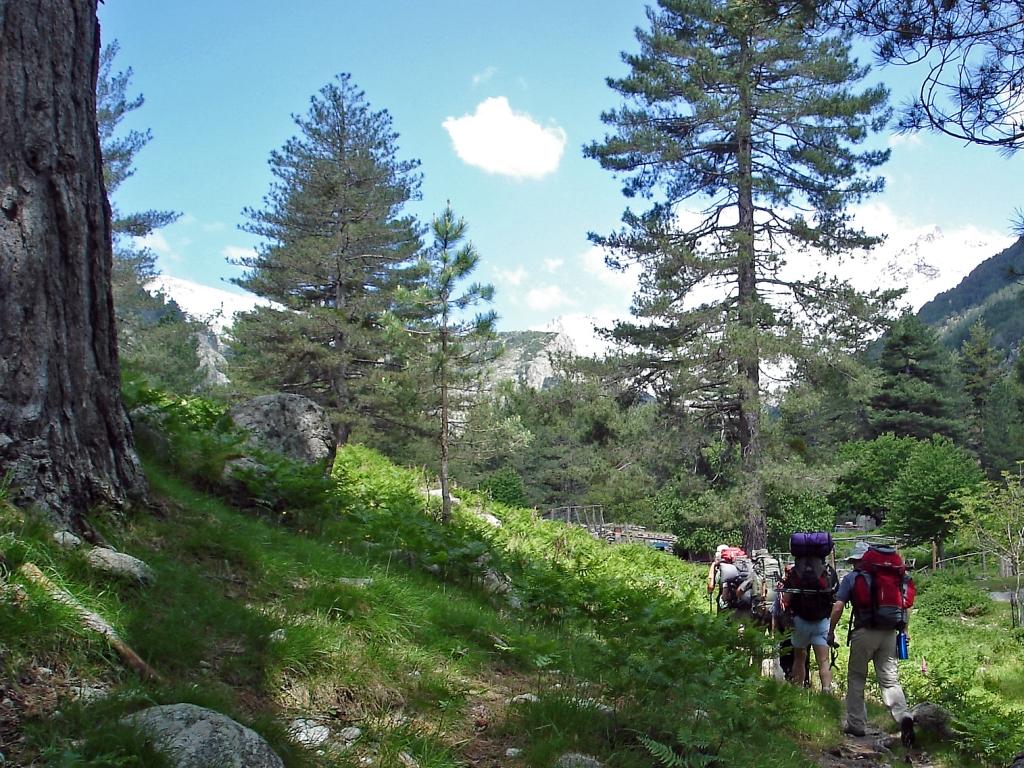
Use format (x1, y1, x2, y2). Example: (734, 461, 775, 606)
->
(639, 734, 717, 768)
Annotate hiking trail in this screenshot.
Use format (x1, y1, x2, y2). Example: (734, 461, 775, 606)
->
(817, 728, 938, 768)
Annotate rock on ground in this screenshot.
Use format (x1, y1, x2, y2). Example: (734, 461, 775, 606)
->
(123, 703, 283, 768)
(229, 394, 334, 464)
(337, 577, 373, 588)
(338, 726, 362, 742)
(52, 531, 82, 550)
(556, 753, 603, 768)
(85, 547, 154, 584)
(288, 718, 330, 747)
(508, 693, 539, 705)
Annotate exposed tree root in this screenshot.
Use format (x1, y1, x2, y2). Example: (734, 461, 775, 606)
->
(17, 562, 161, 682)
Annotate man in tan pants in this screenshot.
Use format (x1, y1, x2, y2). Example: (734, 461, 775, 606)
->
(827, 542, 914, 747)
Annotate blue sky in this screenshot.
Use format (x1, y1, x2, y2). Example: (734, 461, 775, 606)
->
(99, 1, 1020, 345)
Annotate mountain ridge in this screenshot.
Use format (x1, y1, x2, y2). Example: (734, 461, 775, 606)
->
(916, 236, 1024, 351)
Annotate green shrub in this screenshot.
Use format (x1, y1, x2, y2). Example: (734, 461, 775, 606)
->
(478, 467, 528, 508)
(229, 450, 336, 532)
(916, 573, 991, 617)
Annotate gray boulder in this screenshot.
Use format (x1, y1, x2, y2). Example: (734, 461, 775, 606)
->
(909, 702, 958, 739)
(229, 394, 334, 464)
(86, 547, 154, 585)
(221, 456, 269, 495)
(123, 703, 283, 768)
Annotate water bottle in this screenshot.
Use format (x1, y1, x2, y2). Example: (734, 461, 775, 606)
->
(896, 630, 909, 660)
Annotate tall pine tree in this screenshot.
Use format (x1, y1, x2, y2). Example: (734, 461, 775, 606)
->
(401, 205, 496, 522)
(958, 320, 1001, 462)
(586, 0, 894, 549)
(869, 314, 961, 441)
(231, 74, 422, 444)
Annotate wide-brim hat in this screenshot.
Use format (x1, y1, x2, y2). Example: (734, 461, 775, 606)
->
(846, 541, 870, 561)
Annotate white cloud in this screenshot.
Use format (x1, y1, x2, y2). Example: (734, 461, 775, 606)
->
(525, 284, 575, 311)
(136, 231, 180, 262)
(222, 245, 257, 264)
(495, 266, 527, 287)
(579, 245, 639, 295)
(472, 66, 497, 86)
(888, 132, 923, 148)
(442, 97, 566, 179)
(543, 258, 564, 273)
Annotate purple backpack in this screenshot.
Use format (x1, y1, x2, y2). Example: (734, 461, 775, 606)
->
(789, 531, 833, 558)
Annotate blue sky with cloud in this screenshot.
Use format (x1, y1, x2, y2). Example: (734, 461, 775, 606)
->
(101, 1, 1019, 341)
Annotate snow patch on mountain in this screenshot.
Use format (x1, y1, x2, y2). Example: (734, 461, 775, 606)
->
(856, 220, 1015, 311)
(147, 275, 274, 334)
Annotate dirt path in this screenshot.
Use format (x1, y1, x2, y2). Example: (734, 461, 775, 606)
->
(816, 728, 939, 768)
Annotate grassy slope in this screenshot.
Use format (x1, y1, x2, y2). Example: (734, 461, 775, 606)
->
(1, 445, 1012, 767)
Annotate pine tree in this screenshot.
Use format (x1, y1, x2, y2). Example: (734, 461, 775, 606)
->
(869, 314, 962, 440)
(97, 42, 198, 392)
(231, 74, 422, 444)
(818, 0, 1024, 151)
(585, 0, 895, 549)
(1, 0, 144, 522)
(401, 205, 496, 522)
(958, 321, 1001, 461)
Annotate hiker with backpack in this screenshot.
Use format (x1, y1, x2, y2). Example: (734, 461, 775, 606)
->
(707, 545, 751, 613)
(827, 540, 916, 747)
(784, 532, 839, 692)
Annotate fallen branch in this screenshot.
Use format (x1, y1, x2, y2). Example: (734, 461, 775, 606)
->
(17, 562, 161, 682)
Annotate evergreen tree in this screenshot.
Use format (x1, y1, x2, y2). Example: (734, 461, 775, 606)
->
(1, 0, 144, 521)
(980, 375, 1024, 473)
(869, 314, 961, 440)
(958, 321, 1001, 461)
(816, 0, 1024, 151)
(97, 42, 198, 392)
(586, 0, 895, 549)
(402, 205, 496, 522)
(231, 74, 422, 444)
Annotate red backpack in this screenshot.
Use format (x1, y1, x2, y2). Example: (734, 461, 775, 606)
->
(850, 545, 916, 630)
(719, 546, 747, 564)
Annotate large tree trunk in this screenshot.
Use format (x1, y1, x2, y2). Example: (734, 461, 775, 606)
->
(0, 0, 144, 526)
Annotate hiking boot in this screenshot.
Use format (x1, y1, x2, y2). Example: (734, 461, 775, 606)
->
(900, 716, 915, 748)
(843, 724, 866, 737)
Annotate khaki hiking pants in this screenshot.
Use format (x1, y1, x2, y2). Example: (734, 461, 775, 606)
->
(845, 627, 910, 732)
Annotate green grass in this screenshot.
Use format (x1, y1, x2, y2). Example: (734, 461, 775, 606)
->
(4, 442, 1018, 767)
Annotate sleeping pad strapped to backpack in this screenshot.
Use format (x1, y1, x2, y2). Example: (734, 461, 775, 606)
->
(785, 532, 838, 622)
(850, 545, 916, 630)
(750, 548, 782, 621)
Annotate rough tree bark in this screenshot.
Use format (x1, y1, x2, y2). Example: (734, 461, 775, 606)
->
(0, 0, 144, 525)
